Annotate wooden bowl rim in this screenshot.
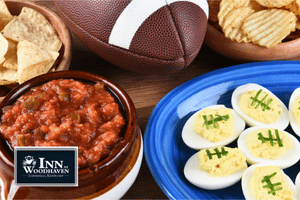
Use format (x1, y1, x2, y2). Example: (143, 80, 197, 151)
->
(204, 23, 300, 61)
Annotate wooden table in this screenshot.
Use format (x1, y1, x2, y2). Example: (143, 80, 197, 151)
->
(4, 1, 244, 199)
(70, 31, 241, 199)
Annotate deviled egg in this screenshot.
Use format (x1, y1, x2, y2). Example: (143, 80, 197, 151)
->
(231, 83, 289, 130)
(184, 146, 247, 190)
(182, 105, 245, 149)
(237, 127, 300, 169)
(242, 164, 298, 200)
(289, 87, 300, 137)
(295, 171, 300, 195)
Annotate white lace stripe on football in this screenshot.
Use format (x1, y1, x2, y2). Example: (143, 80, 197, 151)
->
(108, 0, 166, 50)
(108, 0, 209, 50)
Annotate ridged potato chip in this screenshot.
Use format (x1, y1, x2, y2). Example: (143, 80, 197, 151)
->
(248, 1, 265, 12)
(242, 9, 297, 48)
(255, 0, 294, 8)
(286, 0, 300, 17)
(218, 0, 250, 26)
(222, 7, 255, 42)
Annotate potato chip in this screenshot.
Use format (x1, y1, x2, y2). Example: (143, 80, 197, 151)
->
(2, 7, 62, 52)
(255, 0, 294, 8)
(242, 9, 297, 48)
(285, 29, 300, 41)
(297, 20, 300, 29)
(17, 40, 59, 84)
(222, 7, 255, 42)
(286, 0, 300, 17)
(218, 0, 250, 26)
(248, 1, 265, 12)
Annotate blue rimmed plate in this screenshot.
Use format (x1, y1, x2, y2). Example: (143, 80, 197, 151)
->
(144, 61, 300, 199)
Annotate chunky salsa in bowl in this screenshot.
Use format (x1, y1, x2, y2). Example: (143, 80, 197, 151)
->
(0, 71, 141, 199)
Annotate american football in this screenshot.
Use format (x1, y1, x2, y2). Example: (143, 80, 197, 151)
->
(54, 0, 208, 74)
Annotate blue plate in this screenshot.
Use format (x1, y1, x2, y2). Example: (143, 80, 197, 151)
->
(144, 61, 300, 199)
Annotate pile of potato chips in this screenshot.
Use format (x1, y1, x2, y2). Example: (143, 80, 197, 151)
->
(208, 0, 300, 48)
(0, 1, 62, 85)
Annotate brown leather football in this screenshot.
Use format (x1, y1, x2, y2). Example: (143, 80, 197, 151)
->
(54, 0, 208, 74)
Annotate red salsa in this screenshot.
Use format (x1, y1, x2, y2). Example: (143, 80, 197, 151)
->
(0, 79, 126, 168)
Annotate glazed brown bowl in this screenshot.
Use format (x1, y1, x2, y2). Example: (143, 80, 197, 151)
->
(204, 23, 300, 61)
(0, 70, 142, 199)
(0, 0, 72, 94)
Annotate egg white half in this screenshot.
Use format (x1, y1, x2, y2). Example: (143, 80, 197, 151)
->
(242, 163, 299, 200)
(182, 105, 246, 150)
(295, 171, 300, 195)
(289, 87, 300, 137)
(184, 151, 247, 190)
(237, 127, 300, 169)
(231, 83, 289, 130)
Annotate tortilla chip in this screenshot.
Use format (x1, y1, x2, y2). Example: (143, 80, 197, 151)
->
(0, 33, 8, 64)
(0, 16, 12, 31)
(0, 36, 17, 67)
(2, 7, 62, 52)
(0, 1, 14, 31)
(0, 1, 13, 19)
(0, 66, 18, 84)
(2, 54, 17, 70)
(17, 40, 59, 84)
(5, 38, 17, 58)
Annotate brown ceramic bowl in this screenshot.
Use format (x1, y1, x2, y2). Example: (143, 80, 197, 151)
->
(0, 71, 143, 199)
(204, 23, 300, 61)
(0, 0, 72, 95)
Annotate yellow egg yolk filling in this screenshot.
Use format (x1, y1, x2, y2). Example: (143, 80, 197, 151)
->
(198, 146, 246, 177)
(239, 89, 282, 124)
(250, 166, 294, 200)
(246, 128, 291, 160)
(193, 108, 235, 142)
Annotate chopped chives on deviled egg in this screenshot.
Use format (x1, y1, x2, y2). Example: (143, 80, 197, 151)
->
(231, 83, 289, 130)
(242, 164, 299, 200)
(237, 127, 300, 169)
(184, 146, 247, 190)
(182, 105, 245, 150)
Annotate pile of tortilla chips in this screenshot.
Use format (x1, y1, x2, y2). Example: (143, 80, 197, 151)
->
(208, 0, 300, 48)
(0, 1, 62, 85)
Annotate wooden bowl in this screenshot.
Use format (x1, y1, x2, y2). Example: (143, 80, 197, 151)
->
(0, 71, 142, 199)
(4, 0, 72, 71)
(204, 23, 300, 61)
(0, 0, 72, 98)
